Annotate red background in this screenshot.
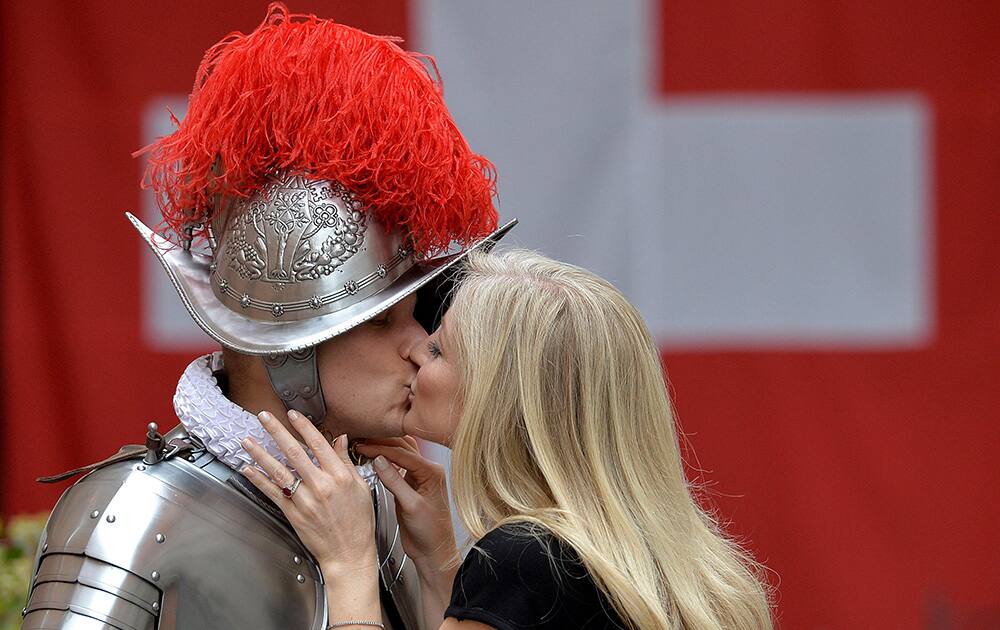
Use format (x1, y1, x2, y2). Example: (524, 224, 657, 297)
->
(2, 2, 998, 628)
(657, 2, 1000, 628)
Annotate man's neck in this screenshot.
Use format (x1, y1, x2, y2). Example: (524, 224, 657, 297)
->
(221, 352, 341, 443)
(215, 345, 301, 438)
(226, 374, 289, 423)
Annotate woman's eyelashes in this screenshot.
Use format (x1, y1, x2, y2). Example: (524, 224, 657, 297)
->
(427, 340, 442, 358)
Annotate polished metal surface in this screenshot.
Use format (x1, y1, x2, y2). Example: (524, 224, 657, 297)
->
(21, 608, 112, 629)
(25, 424, 427, 629)
(263, 346, 327, 426)
(211, 175, 411, 322)
(142, 423, 165, 465)
(34, 553, 160, 610)
(25, 580, 156, 630)
(128, 210, 516, 355)
(25, 436, 326, 630)
(374, 483, 423, 629)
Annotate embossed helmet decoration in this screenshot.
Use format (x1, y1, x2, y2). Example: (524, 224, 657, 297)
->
(129, 3, 514, 425)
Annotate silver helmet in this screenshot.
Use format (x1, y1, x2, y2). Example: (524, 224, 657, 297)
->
(131, 172, 515, 425)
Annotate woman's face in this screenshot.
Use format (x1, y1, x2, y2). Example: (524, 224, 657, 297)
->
(402, 309, 464, 446)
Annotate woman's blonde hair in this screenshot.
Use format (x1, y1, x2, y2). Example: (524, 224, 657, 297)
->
(448, 249, 772, 630)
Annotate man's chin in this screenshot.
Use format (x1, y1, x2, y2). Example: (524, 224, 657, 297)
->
(357, 427, 406, 439)
(332, 414, 406, 440)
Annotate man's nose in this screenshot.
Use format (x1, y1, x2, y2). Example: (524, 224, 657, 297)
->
(400, 316, 429, 364)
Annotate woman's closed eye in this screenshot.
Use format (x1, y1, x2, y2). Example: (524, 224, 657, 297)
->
(427, 340, 442, 358)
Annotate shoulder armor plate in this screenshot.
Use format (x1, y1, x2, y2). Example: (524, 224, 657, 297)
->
(23, 449, 325, 629)
(23, 426, 422, 630)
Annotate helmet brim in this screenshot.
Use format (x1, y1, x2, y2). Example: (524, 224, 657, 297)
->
(128, 212, 516, 355)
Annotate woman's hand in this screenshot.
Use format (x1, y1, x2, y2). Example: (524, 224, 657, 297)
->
(241, 410, 377, 577)
(356, 438, 458, 571)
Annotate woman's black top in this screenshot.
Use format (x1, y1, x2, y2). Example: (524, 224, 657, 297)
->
(445, 524, 628, 629)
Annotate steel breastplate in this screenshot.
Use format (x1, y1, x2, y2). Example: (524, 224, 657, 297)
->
(22, 426, 421, 630)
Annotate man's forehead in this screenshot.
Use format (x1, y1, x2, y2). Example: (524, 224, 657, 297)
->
(392, 293, 418, 312)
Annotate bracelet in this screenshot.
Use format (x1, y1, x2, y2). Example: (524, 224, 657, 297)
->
(328, 622, 385, 629)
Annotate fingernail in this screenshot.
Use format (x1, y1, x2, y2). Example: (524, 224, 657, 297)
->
(240, 463, 253, 475)
(258, 411, 273, 424)
(373, 456, 389, 471)
(287, 409, 301, 421)
(241, 438, 253, 449)
(338, 434, 348, 447)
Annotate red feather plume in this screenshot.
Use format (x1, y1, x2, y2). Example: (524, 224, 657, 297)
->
(137, 2, 498, 256)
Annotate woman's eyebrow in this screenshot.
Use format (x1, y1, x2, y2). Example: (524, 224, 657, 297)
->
(439, 314, 453, 350)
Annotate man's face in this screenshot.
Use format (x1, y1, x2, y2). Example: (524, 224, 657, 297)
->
(317, 293, 426, 438)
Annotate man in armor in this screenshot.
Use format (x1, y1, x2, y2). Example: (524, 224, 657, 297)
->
(21, 4, 513, 629)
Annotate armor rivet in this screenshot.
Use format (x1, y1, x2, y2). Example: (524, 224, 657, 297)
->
(90, 510, 100, 519)
(155, 533, 166, 543)
(42, 543, 48, 552)
(151, 571, 160, 582)
(106, 514, 116, 523)
(293, 555, 302, 565)
(152, 602, 160, 613)
(187, 455, 196, 462)
(137, 464, 146, 471)
(303, 386, 312, 394)
(296, 574, 305, 583)
(21, 608, 26, 617)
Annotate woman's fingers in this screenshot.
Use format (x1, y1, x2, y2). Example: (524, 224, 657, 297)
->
(332, 434, 364, 483)
(241, 436, 296, 488)
(371, 456, 420, 512)
(359, 437, 419, 454)
(356, 443, 429, 474)
(402, 435, 420, 452)
(256, 411, 319, 485)
(285, 409, 341, 472)
(355, 444, 443, 487)
(241, 464, 293, 506)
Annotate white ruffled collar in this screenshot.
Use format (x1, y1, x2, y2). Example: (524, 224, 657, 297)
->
(174, 352, 375, 486)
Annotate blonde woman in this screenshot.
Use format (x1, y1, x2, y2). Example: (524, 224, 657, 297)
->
(242, 250, 773, 630)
